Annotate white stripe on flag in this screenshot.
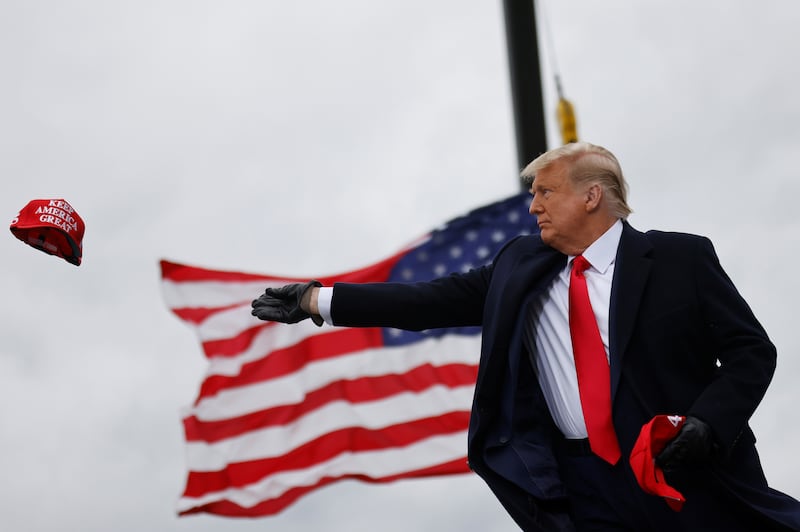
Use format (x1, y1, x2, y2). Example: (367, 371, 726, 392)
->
(192, 302, 262, 341)
(201, 320, 327, 374)
(185, 384, 474, 470)
(187, 334, 481, 421)
(161, 279, 284, 309)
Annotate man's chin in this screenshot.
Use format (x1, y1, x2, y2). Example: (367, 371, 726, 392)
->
(539, 231, 566, 254)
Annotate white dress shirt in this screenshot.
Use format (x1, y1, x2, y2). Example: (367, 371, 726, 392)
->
(523, 219, 622, 438)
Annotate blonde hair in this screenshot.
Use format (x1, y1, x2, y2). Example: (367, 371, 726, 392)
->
(521, 142, 632, 219)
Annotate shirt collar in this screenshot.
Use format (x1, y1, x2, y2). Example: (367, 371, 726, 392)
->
(568, 219, 623, 274)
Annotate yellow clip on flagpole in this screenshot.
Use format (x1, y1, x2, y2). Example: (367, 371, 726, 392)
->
(556, 96, 577, 144)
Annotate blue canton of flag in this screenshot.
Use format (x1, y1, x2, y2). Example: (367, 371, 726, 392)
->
(383, 191, 537, 345)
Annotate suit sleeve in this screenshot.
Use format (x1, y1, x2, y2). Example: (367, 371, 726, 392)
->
(329, 265, 492, 331)
(687, 236, 776, 451)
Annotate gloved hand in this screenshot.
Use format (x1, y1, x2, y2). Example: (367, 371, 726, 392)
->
(251, 280, 323, 326)
(655, 416, 715, 472)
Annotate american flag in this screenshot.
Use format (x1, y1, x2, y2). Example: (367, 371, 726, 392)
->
(160, 191, 535, 517)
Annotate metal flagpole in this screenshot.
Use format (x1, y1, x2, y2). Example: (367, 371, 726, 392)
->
(502, 0, 548, 190)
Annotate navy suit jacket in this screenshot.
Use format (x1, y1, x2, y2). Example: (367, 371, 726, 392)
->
(330, 222, 800, 531)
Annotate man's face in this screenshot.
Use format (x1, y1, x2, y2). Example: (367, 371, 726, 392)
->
(528, 162, 591, 255)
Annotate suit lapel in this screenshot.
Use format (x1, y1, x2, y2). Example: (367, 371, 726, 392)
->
(474, 241, 564, 394)
(502, 249, 564, 311)
(609, 222, 652, 400)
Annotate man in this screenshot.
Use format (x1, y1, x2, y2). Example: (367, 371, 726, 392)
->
(252, 142, 800, 531)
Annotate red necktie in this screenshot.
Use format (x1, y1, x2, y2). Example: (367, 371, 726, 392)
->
(569, 255, 621, 465)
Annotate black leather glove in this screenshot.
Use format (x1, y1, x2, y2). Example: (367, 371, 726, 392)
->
(251, 280, 323, 326)
(655, 416, 715, 473)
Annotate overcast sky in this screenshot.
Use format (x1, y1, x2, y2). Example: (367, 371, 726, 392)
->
(2, 1, 799, 531)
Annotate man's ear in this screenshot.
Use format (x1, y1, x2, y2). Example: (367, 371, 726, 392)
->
(585, 183, 603, 212)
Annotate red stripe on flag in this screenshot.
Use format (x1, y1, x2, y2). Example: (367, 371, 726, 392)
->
(199, 323, 268, 358)
(182, 411, 471, 497)
(179, 457, 468, 518)
(172, 304, 243, 327)
(161, 251, 407, 285)
(196, 327, 385, 401)
(185, 363, 478, 442)
(161, 260, 276, 283)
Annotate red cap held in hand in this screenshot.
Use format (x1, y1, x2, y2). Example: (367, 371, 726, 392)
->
(10, 198, 85, 266)
(629, 414, 686, 512)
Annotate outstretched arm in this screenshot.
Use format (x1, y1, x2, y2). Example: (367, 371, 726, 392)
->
(329, 266, 492, 331)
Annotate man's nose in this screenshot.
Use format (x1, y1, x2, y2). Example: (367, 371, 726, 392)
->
(529, 196, 541, 215)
